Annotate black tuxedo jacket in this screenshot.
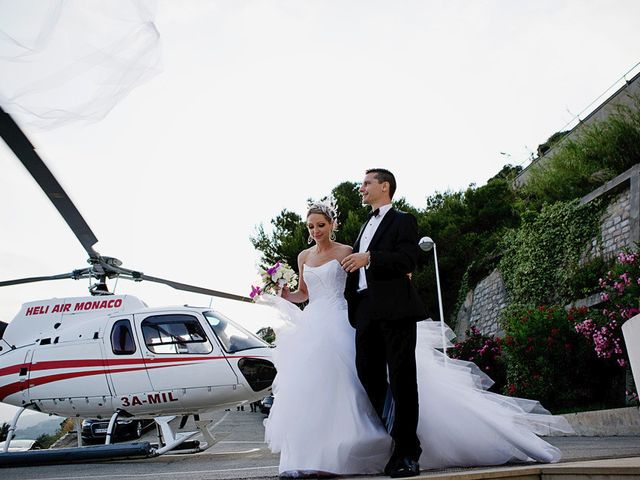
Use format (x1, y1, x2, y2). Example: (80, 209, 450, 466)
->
(345, 208, 427, 326)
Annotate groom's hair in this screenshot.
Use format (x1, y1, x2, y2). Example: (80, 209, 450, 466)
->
(366, 168, 396, 199)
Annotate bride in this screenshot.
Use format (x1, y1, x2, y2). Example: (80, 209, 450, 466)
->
(258, 200, 572, 477)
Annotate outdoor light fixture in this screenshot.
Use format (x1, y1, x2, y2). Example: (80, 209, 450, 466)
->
(419, 236, 448, 362)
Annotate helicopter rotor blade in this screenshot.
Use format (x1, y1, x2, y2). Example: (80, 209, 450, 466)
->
(110, 266, 253, 303)
(0, 107, 250, 301)
(0, 269, 92, 288)
(0, 107, 100, 259)
(139, 273, 253, 303)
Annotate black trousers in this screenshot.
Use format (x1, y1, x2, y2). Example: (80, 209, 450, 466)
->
(353, 292, 421, 461)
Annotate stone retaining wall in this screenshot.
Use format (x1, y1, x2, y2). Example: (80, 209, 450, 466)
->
(455, 270, 507, 339)
(583, 189, 633, 262)
(456, 164, 640, 340)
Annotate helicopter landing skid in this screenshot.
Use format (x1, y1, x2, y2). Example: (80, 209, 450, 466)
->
(151, 413, 231, 455)
(153, 416, 199, 455)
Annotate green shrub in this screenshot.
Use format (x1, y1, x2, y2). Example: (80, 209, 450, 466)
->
(499, 199, 603, 306)
(565, 256, 611, 299)
(420, 176, 520, 323)
(500, 304, 611, 411)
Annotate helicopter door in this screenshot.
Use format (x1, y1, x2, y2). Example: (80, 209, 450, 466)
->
(14, 349, 33, 406)
(104, 317, 153, 396)
(136, 312, 238, 395)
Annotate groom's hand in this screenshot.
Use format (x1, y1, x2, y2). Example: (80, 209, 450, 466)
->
(341, 252, 370, 273)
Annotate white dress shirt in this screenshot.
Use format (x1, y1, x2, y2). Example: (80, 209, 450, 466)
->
(358, 203, 392, 291)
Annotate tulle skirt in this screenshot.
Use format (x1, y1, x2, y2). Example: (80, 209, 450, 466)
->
(259, 295, 573, 474)
(414, 323, 571, 468)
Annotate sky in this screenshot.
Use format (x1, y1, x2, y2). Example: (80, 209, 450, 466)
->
(1, 0, 640, 424)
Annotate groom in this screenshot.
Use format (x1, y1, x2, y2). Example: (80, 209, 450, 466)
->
(342, 168, 427, 478)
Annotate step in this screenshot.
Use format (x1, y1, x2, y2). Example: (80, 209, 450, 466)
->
(354, 456, 640, 480)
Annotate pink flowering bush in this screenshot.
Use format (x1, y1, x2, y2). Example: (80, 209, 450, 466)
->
(573, 250, 640, 368)
(574, 314, 626, 366)
(569, 249, 640, 405)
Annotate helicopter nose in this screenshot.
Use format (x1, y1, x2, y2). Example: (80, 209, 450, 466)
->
(237, 356, 277, 392)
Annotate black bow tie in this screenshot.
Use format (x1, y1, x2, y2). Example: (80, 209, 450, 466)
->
(367, 208, 380, 220)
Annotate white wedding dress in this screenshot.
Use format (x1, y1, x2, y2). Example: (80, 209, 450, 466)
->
(259, 259, 572, 475)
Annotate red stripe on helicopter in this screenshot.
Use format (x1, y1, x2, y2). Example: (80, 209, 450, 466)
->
(1, 355, 268, 376)
(0, 358, 207, 377)
(28, 357, 215, 371)
(22, 355, 267, 372)
(0, 365, 140, 401)
(0, 362, 204, 401)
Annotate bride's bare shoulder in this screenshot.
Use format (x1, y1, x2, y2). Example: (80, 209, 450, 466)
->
(298, 249, 312, 264)
(333, 243, 352, 259)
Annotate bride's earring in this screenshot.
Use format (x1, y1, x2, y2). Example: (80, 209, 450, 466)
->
(330, 230, 336, 241)
(308, 235, 314, 245)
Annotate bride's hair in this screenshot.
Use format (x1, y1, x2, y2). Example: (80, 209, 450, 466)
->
(307, 197, 338, 226)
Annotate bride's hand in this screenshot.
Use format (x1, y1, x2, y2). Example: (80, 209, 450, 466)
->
(280, 285, 291, 299)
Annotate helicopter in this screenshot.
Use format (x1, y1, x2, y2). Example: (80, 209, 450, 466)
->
(0, 107, 276, 458)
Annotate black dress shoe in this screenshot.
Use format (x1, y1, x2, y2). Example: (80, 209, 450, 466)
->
(384, 454, 400, 476)
(384, 459, 394, 476)
(388, 457, 420, 478)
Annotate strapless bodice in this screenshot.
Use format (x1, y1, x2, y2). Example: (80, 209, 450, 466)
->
(304, 259, 348, 307)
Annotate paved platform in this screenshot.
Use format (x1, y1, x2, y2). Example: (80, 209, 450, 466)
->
(2, 411, 640, 479)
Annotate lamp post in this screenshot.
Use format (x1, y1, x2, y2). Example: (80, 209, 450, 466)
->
(419, 236, 448, 362)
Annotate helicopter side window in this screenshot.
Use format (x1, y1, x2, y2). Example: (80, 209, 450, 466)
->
(141, 315, 212, 354)
(111, 319, 136, 355)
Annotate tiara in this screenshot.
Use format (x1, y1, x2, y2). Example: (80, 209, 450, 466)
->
(307, 196, 339, 222)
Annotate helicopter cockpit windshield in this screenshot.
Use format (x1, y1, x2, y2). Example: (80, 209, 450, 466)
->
(204, 311, 268, 353)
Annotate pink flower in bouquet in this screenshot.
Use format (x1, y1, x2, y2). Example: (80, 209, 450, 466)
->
(249, 285, 262, 299)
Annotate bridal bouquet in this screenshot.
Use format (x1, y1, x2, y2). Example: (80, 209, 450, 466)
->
(250, 261, 298, 300)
